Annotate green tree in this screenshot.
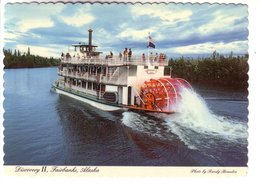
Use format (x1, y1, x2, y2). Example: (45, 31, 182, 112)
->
(27, 47, 31, 56)
(3, 48, 61, 69)
(169, 51, 248, 90)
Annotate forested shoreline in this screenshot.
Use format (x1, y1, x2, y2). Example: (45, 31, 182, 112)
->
(169, 51, 249, 90)
(3, 48, 60, 69)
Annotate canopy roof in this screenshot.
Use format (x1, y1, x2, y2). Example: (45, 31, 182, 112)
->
(72, 43, 98, 48)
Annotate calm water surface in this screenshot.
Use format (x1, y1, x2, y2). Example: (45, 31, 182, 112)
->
(4, 67, 248, 166)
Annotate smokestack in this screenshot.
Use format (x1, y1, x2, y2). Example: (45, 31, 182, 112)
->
(88, 28, 93, 52)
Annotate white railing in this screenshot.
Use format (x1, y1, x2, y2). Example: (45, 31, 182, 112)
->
(61, 56, 168, 66)
(64, 84, 106, 100)
(58, 69, 128, 85)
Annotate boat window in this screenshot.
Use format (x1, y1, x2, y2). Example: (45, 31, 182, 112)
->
(164, 67, 171, 76)
(101, 84, 106, 92)
(82, 81, 86, 88)
(102, 67, 106, 75)
(87, 82, 92, 90)
(97, 67, 101, 74)
(93, 83, 97, 90)
(73, 79, 76, 85)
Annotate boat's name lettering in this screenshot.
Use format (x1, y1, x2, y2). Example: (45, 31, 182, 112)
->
(15, 166, 41, 174)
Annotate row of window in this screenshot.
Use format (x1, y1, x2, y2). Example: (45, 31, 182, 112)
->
(65, 77, 106, 91)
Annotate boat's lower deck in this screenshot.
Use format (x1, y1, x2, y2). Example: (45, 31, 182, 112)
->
(53, 85, 124, 111)
(52, 85, 175, 114)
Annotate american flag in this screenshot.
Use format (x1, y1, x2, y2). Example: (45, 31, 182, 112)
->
(147, 34, 155, 48)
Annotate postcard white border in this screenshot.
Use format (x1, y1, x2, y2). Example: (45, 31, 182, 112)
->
(1, 0, 260, 183)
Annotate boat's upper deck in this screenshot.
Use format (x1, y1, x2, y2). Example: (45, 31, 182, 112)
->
(61, 29, 169, 67)
(61, 55, 168, 67)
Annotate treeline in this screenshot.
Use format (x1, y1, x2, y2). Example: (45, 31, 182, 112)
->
(3, 48, 60, 69)
(169, 51, 249, 90)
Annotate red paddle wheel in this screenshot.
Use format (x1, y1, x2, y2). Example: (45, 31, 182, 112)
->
(139, 78, 192, 112)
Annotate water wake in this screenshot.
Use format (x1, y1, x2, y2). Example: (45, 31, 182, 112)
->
(169, 88, 247, 137)
(121, 111, 172, 140)
(121, 87, 248, 151)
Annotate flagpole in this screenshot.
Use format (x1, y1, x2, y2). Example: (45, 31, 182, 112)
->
(147, 32, 150, 64)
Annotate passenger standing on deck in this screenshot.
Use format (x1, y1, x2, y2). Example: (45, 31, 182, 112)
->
(123, 48, 128, 62)
(119, 52, 122, 60)
(142, 53, 145, 62)
(159, 53, 162, 62)
(128, 48, 132, 62)
(66, 53, 71, 61)
(154, 53, 158, 62)
(149, 52, 153, 63)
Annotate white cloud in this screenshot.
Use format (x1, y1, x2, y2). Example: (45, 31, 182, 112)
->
(117, 28, 155, 41)
(18, 18, 54, 32)
(4, 31, 19, 40)
(5, 4, 65, 33)
(4, 3, 248, 59)
(127, 5, 193, 42)
(198, 9, 247, 34)
(61, 14, 95, 27)
(94, 28, 113, 45)
(60, 9, 95, 27)
(131, 5, 192, 22)
(16, 44, 60, 58)
(172, 40, 248, 55)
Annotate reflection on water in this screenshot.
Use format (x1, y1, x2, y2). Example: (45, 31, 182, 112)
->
(55, 96, 128, 165)
(4, 68, 248, 166)
(55, 96, 199, 166)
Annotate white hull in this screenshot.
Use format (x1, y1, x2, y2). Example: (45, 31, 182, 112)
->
(55, 88, 123, 111)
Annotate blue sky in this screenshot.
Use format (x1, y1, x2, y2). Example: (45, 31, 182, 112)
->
(4, 3, 248, 58)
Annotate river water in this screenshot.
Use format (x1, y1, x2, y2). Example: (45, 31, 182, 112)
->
(3, 67, 248, 166)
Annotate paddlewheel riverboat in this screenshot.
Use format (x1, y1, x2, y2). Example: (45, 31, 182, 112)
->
(53, 29, 192, 113)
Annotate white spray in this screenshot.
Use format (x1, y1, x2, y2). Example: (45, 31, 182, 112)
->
(162, 87, 248, 149)
(121, 86, 248, 150)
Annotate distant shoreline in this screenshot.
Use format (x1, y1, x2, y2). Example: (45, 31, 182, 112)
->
(3, 48, 248, 90)
(4, 65, 59, 69)
(3, 48, 61, 69)
(169, 53, 249, 91)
